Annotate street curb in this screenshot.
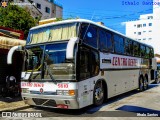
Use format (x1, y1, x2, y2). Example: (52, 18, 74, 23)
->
(0, 105, 30, 112)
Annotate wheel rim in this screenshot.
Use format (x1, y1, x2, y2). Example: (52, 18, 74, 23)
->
(94, 83, 104, 103)
(143, 78, 148, 90)
(139, 78, 143, 91)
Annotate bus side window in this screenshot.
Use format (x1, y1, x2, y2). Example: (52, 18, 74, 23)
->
(133, 42, 140, 57)
(79, 48, 90, 80)
(149, 48, 154, 58)
(113, 34, 124, 54)
(80, 24, 98, 49)
(79, 48, 99, 80)
(145, 47, 150, 58)
(98, 29, 113, 52)
(90, 51, 99, 76)
(140, 45, 146, 57)
(125, 39, 133, 56)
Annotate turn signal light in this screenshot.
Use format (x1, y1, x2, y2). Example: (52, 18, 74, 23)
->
(69, 90, 75, 96)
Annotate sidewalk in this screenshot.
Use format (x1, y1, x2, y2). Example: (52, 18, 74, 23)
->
(0, 96, 29, 111)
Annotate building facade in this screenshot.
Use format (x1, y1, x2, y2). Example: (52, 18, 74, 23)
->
(125, 0, 160, 55)
(33, 0, 63, 20)
(11, 0, 63, 20)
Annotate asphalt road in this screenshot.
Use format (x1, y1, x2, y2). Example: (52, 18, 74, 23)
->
(1, 83, 160, 120)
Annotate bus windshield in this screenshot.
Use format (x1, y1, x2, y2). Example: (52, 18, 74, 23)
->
(27, 23, 78, 44)
(24, 42, 76, 81)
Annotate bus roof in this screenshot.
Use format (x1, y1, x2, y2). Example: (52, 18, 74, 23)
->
(30, 19, 153, 48)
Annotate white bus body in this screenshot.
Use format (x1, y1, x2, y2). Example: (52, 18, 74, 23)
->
(8, 19, 157, 109)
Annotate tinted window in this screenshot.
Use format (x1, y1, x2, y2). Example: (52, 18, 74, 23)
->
(140, 45, 146, 57)
(133, 42, 140, 57)
(99, 29, 113, 52)
(145, 47, 150, 58)
(37, 3, 41, 9)
(80, 24, 98, 48)
(79, 48, 90, 80)
(114, 34, 124, 54)
(45, 7, 50, 13)
(150, 48, 154, 58)
(125, 39, 133, 55)
(79, 47, 99, 80)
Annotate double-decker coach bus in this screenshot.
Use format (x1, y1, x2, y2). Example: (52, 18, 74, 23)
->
(7, 19, 157, 109)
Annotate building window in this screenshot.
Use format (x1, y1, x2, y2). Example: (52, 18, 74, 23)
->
(149, 23, 152, 26)
(143, 31, 146, 33)
(137, 24, 142, 28)
(149, 38, 152, 40)
(138, 39, 141, 41)
(134, 25, 136, 27)
(143, 24, 146, 27)
(45, 7, 50, 13)
(149, 30, 152, 32)
(37, 3, 41, 9)
(134, 32, 136, 34)
(138, 32, 141, 35)
(148, 16, 153, 19)
(143, 38, 146, 40)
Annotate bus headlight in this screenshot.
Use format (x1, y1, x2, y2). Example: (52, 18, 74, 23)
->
(56, 90, 76, 96)
(21, 88, 29, 93)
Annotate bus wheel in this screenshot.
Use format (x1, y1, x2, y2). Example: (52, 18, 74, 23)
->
(143, 76, 148, 90)
(155, 78, 160, 84)
(139, 77, 143, 91)
(93, 81, 104, 106)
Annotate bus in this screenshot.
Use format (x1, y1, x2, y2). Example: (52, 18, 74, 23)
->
(7, 19, 157, 109)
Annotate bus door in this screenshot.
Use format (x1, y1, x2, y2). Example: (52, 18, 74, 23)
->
(77, 47, 99, 107)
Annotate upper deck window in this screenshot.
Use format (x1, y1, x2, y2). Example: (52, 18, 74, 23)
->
(80, 24, 98, 49)
(114, 34, 124, 54)
(140, 45, 146, 57)
(125, 39, 133, 55)
(27, 23, 78, 44)
(99, 29, 113, 52)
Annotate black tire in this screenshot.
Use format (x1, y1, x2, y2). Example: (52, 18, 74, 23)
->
(93, 81, 104, 106)
(155, 78, 160, 84)
(143, 76, 148, 90)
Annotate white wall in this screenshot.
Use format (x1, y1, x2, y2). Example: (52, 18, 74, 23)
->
(55, 5, 63, 18)
(126, 2, 160, 55)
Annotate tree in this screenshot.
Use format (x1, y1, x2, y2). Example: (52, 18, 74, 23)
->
(0, 5, 37, 39)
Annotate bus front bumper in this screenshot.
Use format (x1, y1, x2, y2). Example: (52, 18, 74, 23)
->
(22, 94, 79, 109)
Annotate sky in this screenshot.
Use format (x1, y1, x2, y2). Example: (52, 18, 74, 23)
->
(57, 0, 154, 34)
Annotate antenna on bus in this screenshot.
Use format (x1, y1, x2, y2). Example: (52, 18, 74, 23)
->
(82, 11, 95, 40)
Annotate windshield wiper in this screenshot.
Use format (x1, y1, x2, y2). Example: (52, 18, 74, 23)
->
(28, 63, 38, 82)
(44, 62, 57, 83)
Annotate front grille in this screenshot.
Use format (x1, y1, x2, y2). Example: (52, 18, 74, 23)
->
(43, 100, 56, 107)
(32, 98, 56, 107)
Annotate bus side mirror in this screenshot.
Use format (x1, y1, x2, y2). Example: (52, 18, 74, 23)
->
(66, 37, 79, 59)
(7, 46, 23, 64)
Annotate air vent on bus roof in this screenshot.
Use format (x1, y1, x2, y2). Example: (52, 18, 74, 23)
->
(96, 22, 104, 26)
(39, 18, 57, 25)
